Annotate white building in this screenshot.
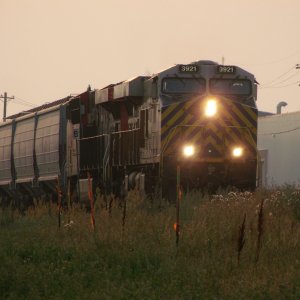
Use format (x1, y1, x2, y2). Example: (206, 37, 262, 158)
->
(258, 111, 300, 187)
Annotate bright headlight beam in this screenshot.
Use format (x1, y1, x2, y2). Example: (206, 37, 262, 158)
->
(205, 99, 217, 117)
(183, 145, 195, 157)
(232, 147, 243, 157)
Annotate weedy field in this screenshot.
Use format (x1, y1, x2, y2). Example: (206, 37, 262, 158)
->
(0, 188, 300, 300)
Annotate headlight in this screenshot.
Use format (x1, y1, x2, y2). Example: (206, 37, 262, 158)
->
(183, 145, 195, 157)
(205, 99, 217, 117)
(232, 147, 243, 158)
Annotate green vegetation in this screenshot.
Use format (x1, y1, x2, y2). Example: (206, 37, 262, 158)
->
(0, 189, 300, 299)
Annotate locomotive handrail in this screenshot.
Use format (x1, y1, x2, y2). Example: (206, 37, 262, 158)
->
(111, 128, 140, 166)
(79, 133, 109, 140)
(103, 134, 110, 187)
(111, 128, 140, 134)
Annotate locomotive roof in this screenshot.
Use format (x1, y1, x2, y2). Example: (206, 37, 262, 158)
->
(151, 59, 255, 79)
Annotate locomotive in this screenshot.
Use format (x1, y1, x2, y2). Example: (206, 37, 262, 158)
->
(0, 60, 258, 204)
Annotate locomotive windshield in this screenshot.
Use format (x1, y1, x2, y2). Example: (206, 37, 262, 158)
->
(162, 78, 205, 94)
(210, 79, 251, 95)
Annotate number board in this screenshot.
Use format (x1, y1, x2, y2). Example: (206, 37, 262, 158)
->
(73, 128, 80, 139)
(179, 64, 199, 73)
(217, 65, 236, 74)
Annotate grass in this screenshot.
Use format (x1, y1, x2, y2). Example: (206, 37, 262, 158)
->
(0, 188, 300, 299)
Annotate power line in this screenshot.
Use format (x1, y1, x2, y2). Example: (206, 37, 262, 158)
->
(268, 71, 300, 86)
(260, 66, 295, 86)
(13, 97, 36, 107)
(260, 64, 300, 89)
(260, 80, 300, 89)
(249, 50, 300, 67)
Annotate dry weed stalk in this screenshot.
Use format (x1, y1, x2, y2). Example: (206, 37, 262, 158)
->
(237, 213, 246, 265)
(255, 198, 265, 263)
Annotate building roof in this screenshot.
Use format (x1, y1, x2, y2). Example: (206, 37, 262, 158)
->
(258, 110, 274, 117)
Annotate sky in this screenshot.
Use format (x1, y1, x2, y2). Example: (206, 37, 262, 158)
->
(1, 0, 300, 117)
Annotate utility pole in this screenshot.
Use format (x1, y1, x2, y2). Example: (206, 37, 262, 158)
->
(296, 64, 300, 87)
(0, 92, 14, 122)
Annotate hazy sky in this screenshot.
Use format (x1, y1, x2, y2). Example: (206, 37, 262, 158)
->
(1, 0, 300, 117)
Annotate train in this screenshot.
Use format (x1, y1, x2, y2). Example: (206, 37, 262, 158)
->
(0, 60, 258, 205)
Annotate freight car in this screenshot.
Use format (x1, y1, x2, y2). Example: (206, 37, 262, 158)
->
(0, 60, 258, 205)
(0, 94, 94, 206)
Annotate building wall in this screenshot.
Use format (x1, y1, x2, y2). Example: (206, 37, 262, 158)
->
(258, 112, 300, 187)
